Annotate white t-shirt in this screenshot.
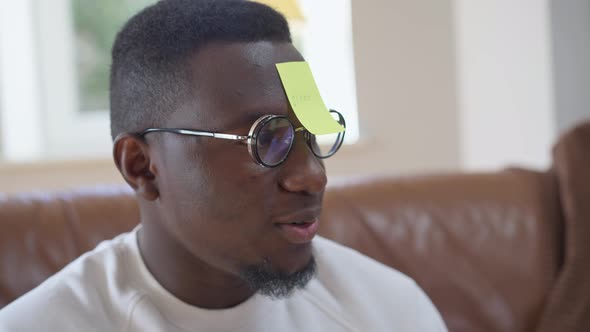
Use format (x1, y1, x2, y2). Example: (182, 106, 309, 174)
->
(0, 227, 447, 331)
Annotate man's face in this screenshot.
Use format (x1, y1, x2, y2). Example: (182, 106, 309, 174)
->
(147, 41, 327, 296)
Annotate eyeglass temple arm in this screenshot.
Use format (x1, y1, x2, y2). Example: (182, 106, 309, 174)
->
(138, 128, 249, 141)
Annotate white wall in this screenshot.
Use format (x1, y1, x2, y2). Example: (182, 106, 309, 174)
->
(326, 0, 461, 176)
(454, 0, 556, 171)
(550, 0, 590, 133)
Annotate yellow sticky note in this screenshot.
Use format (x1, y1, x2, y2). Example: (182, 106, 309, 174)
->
(276, 61, 345, 135)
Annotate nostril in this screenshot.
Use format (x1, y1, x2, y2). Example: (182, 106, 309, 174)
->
(279, 174, 326, 195)
(279, 162, 327, 195)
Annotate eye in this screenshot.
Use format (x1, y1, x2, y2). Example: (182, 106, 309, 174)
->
(257, 130, 274, 146)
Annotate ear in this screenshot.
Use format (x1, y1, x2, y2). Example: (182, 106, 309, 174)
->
(113, 134, 159, 201)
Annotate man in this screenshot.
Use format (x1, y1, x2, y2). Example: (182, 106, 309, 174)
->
(0, 0, 447, 331)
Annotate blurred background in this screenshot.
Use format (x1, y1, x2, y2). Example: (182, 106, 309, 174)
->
(0, 0, 588, 194)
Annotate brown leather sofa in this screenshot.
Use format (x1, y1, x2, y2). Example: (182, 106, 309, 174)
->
(1, 121, 589, 332)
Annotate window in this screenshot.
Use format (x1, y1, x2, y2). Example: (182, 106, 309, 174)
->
(74, 0, 158, 112)
(0, 0, 358, 162)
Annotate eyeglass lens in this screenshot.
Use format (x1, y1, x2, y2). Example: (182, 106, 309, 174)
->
(256, 117, 295, 166)
(255, 112, 345, 167)
(308, 111, 345, 158)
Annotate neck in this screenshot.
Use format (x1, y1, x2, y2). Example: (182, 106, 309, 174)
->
(137, 219, 256, 309)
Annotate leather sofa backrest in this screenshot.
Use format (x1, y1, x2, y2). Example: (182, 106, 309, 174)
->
(319, 170, 562, 332)
(0, 170, 563, 332)
(0, 186, 138, 307)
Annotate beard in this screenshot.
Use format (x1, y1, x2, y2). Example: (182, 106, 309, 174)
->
(238, 255, 317, 299)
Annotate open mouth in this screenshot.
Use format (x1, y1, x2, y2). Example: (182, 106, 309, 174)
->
(275, 218, 319, 244)
(288, 221, 310, 226)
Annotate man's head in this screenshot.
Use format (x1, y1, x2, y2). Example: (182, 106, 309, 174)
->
(110, 0, 292, 139)
(111, 0, 327, 301)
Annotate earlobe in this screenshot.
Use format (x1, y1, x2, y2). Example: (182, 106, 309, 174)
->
(113, 134, 160, 201)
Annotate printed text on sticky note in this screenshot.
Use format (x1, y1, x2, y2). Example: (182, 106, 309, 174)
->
(276, 61, 345, 135)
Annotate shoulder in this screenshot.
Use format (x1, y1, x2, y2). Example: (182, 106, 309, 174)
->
(307, 236, 447, 331)
(312, 236, 415, 292)
(0, 232, 138, 332)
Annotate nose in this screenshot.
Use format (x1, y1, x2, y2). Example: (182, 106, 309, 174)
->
(278, 136, 327, 195)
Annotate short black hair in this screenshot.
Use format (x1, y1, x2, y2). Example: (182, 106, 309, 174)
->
(109, 0, 292, 140)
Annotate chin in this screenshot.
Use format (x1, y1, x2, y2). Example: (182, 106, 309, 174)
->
(239, 254, 317, 299)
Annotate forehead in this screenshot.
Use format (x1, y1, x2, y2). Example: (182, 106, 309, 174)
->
(172, 41, 304, 129)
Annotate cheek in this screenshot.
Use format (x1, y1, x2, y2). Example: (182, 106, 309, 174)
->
(207, 161, 278, 221)
(211, 146, 280, 214)
(156, 142, 283, 262)
(159, 143, 277, 229)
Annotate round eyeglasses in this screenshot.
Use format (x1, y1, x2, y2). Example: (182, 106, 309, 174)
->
(138, 110, 346, 168)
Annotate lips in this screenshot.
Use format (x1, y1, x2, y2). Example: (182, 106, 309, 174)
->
(275, 218, 319, 244)
(273, 208, 320, 244)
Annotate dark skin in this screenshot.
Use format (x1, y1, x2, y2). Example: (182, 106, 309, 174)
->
(113, 41, 327, 309)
